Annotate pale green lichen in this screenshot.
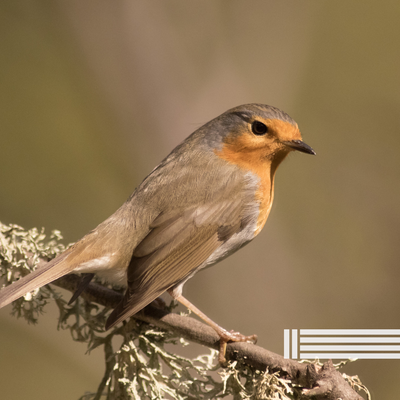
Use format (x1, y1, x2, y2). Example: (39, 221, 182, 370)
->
(0, 222, 67, 323)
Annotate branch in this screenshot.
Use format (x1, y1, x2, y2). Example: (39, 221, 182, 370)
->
(54, 274, 364, 400)
(0, 221, 367, 399)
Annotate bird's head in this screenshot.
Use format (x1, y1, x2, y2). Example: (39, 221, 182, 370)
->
(213, 103, 315, 173)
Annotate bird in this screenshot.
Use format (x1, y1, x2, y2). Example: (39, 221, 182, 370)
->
(0, 103, 315, 362)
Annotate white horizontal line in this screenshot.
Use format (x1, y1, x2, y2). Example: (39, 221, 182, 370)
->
(300, 337, 400, 343)
(300, 345, 400, 351)
(300, 353, 400, 359)
(300, 329, 400, 335)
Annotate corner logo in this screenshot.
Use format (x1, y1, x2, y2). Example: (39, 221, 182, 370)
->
(284, 329, 400, 360)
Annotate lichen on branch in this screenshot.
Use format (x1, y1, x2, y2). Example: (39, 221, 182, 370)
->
(0, 222, 370, 399)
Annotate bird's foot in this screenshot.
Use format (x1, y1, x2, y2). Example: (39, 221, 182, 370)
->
(170, 293, 258, 365)
(217, 328, 258, 364)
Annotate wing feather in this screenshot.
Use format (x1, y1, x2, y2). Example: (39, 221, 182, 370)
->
(105, 226, 220, 329)
(105, 198, 245, 330)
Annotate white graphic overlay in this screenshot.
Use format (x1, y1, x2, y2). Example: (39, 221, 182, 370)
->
(284, 329, 400, 359)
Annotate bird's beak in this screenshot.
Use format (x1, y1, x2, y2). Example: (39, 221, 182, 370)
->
(283, 140, 316, 155)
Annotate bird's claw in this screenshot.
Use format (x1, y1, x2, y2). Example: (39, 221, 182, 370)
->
(218, 329, 258, 364)
(222, 329, 258, 344)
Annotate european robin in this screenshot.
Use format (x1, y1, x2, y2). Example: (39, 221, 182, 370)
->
(0, 103, 315, 362)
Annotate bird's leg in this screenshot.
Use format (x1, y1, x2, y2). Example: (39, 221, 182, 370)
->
(168, 290, 257, 364)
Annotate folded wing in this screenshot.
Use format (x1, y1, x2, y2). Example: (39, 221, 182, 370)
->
(105, 198, 244, 329)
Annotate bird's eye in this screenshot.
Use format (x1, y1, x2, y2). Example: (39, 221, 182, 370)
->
(251, 121, 268, 136)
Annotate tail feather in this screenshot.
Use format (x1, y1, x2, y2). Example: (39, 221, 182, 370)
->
(0, 253, 72, 309)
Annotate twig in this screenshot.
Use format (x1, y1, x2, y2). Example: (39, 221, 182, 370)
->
(53, 274, 364, 400)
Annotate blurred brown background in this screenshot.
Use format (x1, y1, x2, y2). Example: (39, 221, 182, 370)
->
(1, 1, 399, 398)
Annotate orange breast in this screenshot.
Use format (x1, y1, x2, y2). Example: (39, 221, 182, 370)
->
(214, 118, 300, 236)
(214, 140, 280, 236)
(253, 175, 274, 235)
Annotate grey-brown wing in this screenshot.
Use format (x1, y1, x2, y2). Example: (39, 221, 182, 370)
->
(105, 199, 244, 329)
